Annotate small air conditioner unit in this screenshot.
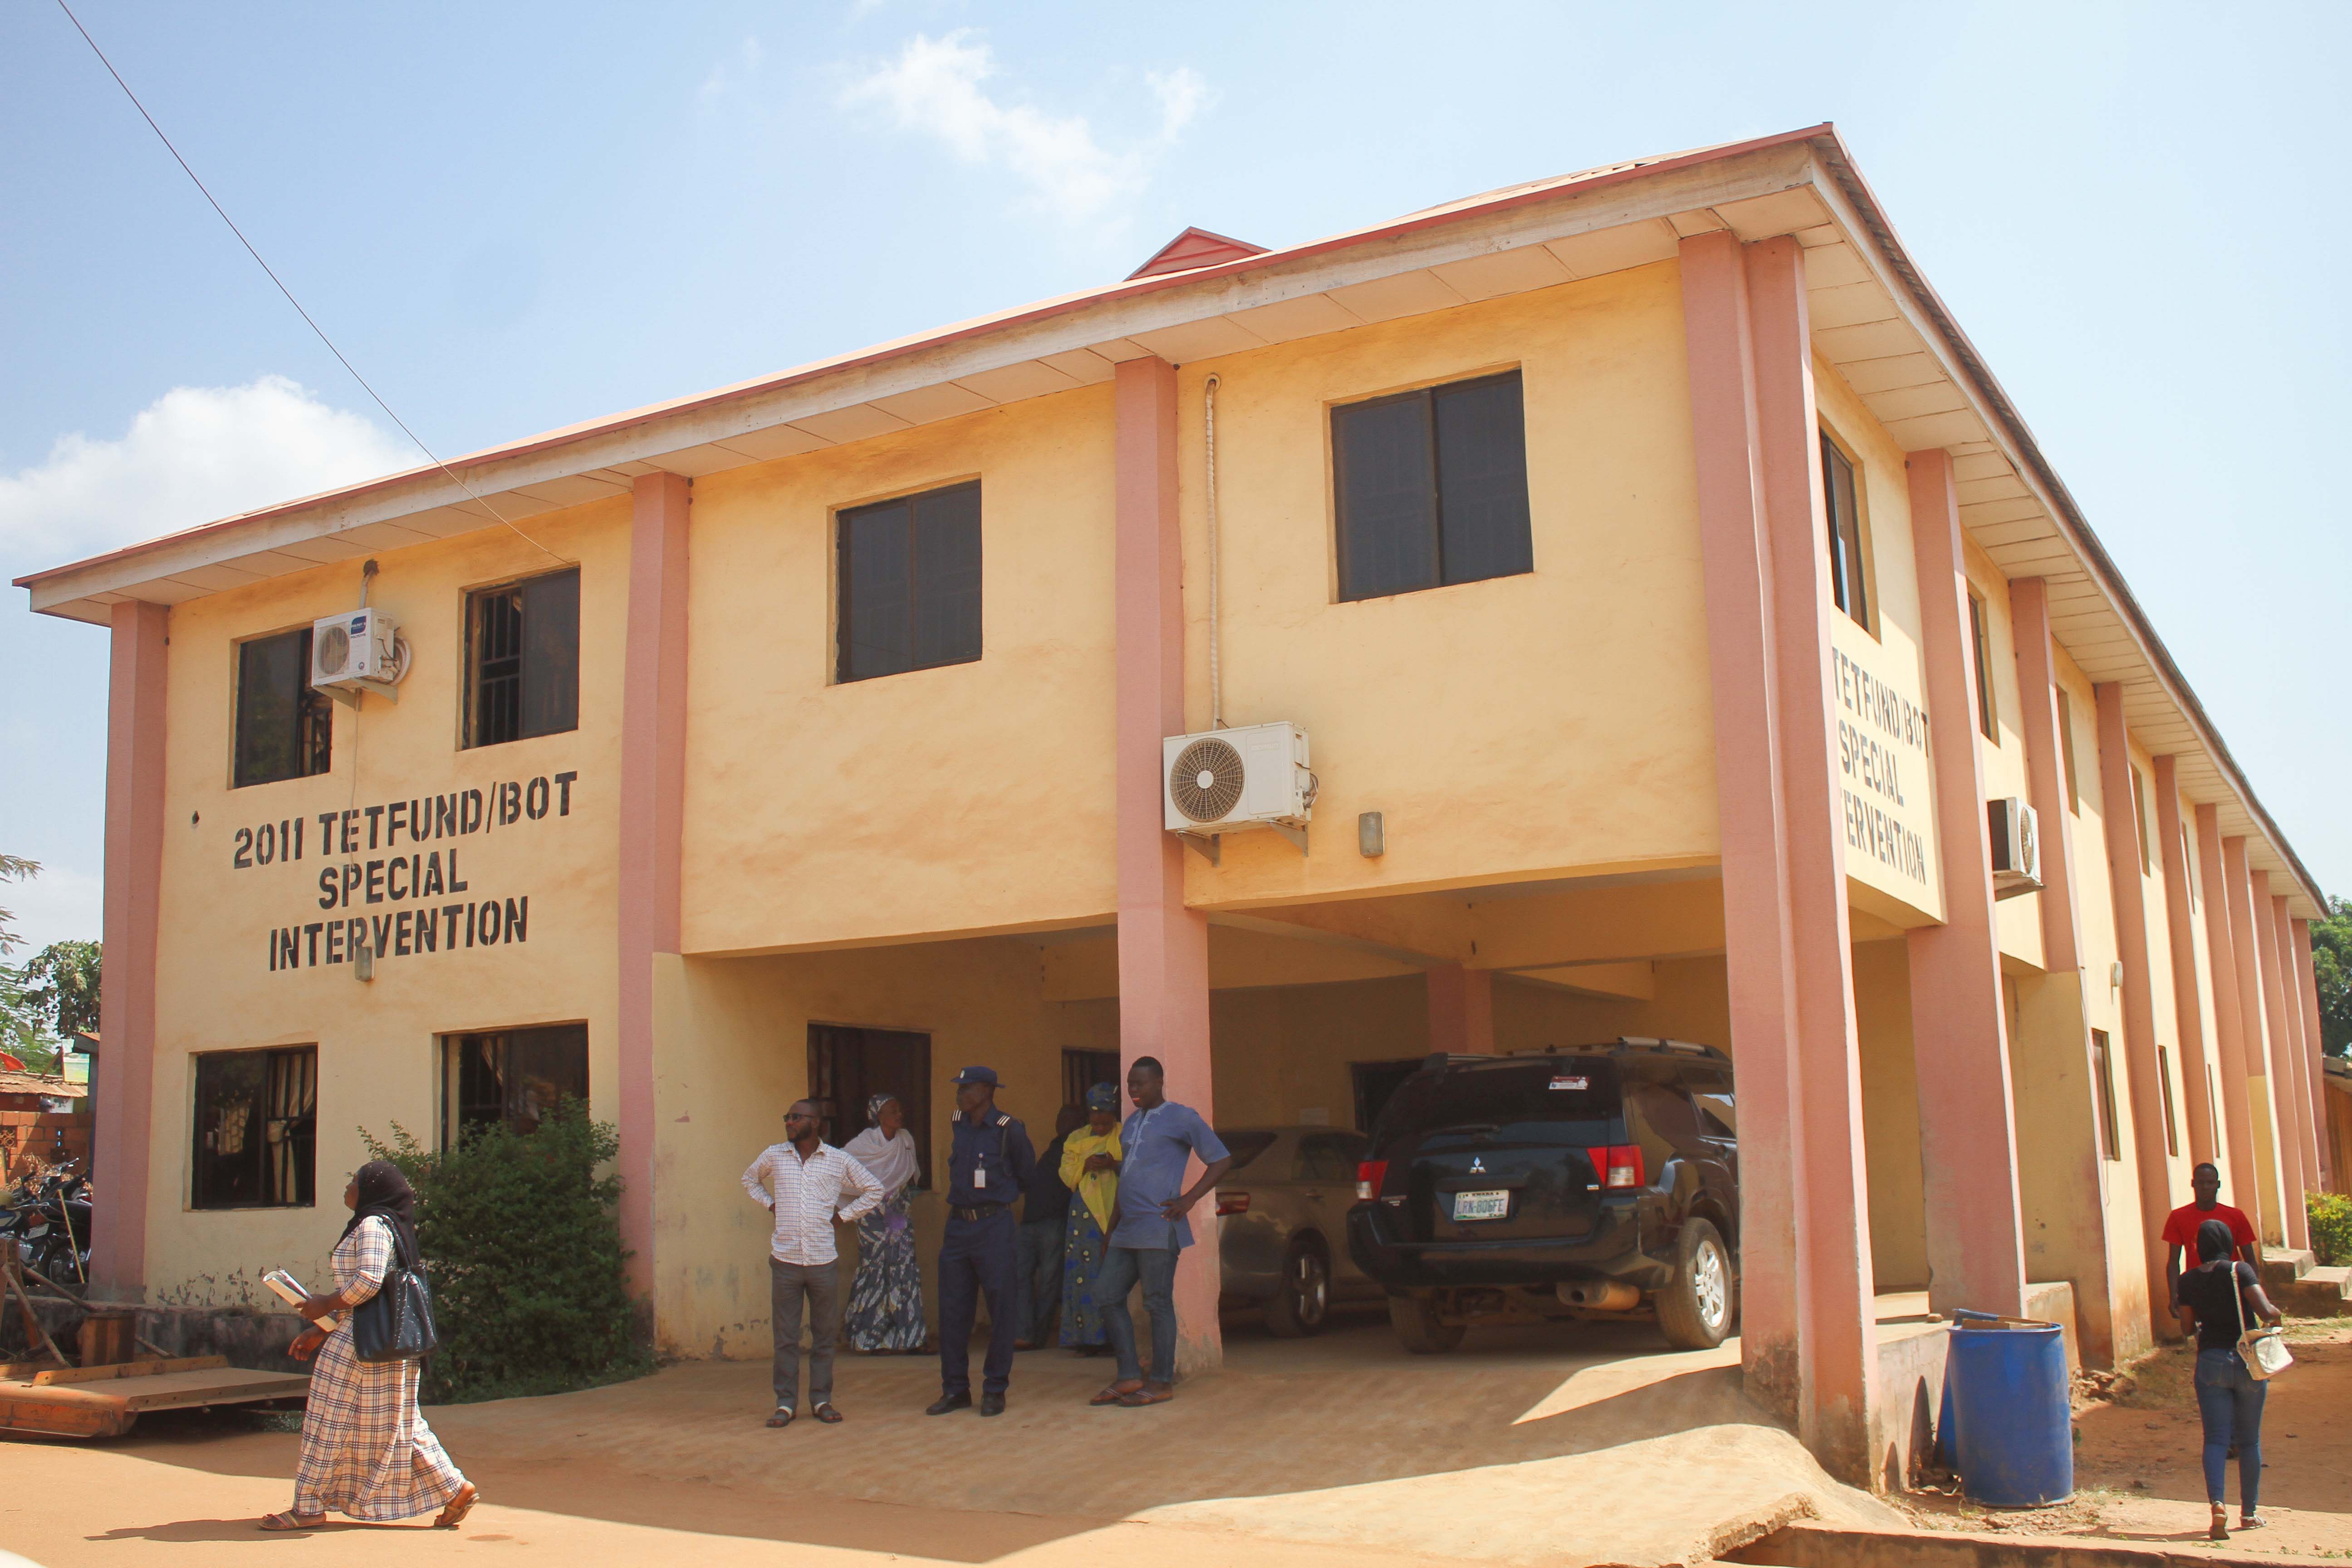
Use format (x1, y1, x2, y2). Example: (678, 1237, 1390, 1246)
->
(1162, 722, 1313, 860)
(311, 608, 402, 705)
(1988, 796, 2042, 899)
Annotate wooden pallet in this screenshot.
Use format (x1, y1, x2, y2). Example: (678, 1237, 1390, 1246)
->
(0, 1355, 309, 1439)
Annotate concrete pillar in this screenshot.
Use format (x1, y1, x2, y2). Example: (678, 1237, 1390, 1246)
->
(618, 472, 690, 1306)
(92, 599, 168, 1298)
(2294, 921, 2332, 1190)
(2091, 684, 2178, 1342)
(2223, 838, 2292, 1245)
(2005, 578, 2117, 1363)
(2255, 884, 2313, 1248)
(1426, 965, 1496, 1054)
(1903, 450, 2028, 1320)
(2151, 758, 2218, 1168)
(1749, 235, 1878, 1481)
(1675, 229, 1804, 1425)
(2195, 807, 2263, 1233)
(1113, 355, 1220, 1376)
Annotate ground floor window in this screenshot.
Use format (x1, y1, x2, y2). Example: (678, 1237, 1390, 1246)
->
(808, 1024, 932, 1190)
(441, 1023, 588, 1147)
(1061, 1048, 1121, 1112)
(192, 1045, 317, 1209)
(2090, 1029, 2121, 1161)
(1351, 1058, 1424, 1133)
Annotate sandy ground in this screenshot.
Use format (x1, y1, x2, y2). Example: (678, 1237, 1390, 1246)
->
(2, 1308, 1893, 1568)
(1893, 1318, 2352, 1559)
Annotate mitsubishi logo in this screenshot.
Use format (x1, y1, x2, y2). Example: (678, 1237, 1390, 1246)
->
(1470, 1157, 1486, 1174)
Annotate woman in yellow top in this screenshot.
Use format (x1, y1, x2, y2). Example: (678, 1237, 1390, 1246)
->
(1058, 1083, 1123, 1354)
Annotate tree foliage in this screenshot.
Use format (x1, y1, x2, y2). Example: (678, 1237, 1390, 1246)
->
(363, 1101, 647, 1404)
(19, 941, 101, 1039)
(2312, 895, 2352, 1058)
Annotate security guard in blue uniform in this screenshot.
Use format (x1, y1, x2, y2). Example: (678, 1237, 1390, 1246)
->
(927, 1066, 1037, 1416)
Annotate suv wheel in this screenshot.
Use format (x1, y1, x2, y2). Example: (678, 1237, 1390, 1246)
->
(1656, 1217, 1734, 1350)
(1266, 1244, 1330, 1338)
(1387, 1291, 1465, 1354)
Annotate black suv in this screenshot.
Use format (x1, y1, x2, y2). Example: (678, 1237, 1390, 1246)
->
(1346, 1039, 1738, 1354)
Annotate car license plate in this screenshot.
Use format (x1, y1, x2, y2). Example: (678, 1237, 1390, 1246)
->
(1451, 1189, 1509, 1221)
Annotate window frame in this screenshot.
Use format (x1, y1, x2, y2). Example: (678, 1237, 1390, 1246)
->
(807, 1024, 935, 1190)
(462, 565, 582, 750)
(190, 1043, 318, 1210)
(1061, 1048, 1122, 1113)
(832, 480, 985, 686)
(438, 1022, 590, 1149)
(1329, 368, 1534, 603)
(230, 625, 335, 790)
(1817, 426, 1873, 632)
(2156, 1044, 2180, 1158)
(1966, 588, 1997, 742)
(2130, 765, 2154, 874)
(2090, 1029, 2121, 1161)
(2056, 688, 2082, 813)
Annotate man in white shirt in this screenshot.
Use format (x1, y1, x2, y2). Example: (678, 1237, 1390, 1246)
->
(742, 1100, 883, 1427)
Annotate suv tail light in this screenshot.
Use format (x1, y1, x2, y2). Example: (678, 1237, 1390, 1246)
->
(1355, 1159, 1389, 1200)
(1588, 1145, 1645, 1189)
(1215, 1191, 1250, 1215)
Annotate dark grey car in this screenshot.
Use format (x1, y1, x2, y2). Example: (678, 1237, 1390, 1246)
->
(1212, 1126, 1386, 1336)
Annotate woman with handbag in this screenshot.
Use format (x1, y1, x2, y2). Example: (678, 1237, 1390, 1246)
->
(2174, 1216, 2288, 1541)
(260, 1160, 477, 1532)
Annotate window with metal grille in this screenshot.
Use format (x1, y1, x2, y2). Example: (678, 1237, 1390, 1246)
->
(440, 1024, 588, 1147)
(836, 483, 982, 683)
(1819, 431, 1870, 628)
(1967, 590, 1997, 741)
(1062, 1048, 1122, 1113)
(807, 1025, 933, 1189)
(191, 1045, 317, 1209)
(233, 628, 333, 788)
(1332, 370, 1532, 601)
(465, 568, 580, 748)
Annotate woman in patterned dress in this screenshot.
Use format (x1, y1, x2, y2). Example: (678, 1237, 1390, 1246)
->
(261, 1161, 476, 1532)
(842, 1093, 926, 1352)
(1057, 1083, 1123, 1354)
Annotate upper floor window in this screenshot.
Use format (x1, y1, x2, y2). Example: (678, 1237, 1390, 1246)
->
(836, 482, 982, 683)
(466, 567, 580, 748)
(2056, 689, 2082, 813)
(2130, 764, 2154, 874)
(233, 627, 333, 788)
(1967, 589, 1997, 741)
(192, 1044, 316, 1209)
(1332, 370, 1532, 602)
(1818, 431, 1870, 628)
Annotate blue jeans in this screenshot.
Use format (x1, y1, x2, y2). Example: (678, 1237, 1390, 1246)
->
(2195, 1348, 2265, 1509)
(1098, 1244, 1179, 1385)
(1012, 1218, 1065, 1344)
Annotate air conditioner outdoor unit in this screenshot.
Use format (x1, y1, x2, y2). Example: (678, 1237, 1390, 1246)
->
(1988, 796, 2042, 899)
(1163, 721, 1313, 859)
(311, 607, 402, 705)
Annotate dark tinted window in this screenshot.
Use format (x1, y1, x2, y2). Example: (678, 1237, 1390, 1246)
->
(466, 568, 580, 748)
(1218, 1131, 1280, 1174)
(233, 629, 333, 788)
(1293, 1132, 1367, 1182)
(1372, 1058, 1620, 1149)
(192, 1046, 316, 1209)
(838, 482, 982, 682)
(1684, 1069, 1736, 1138)
(1333, 371, 1531, 601)
(1819, 432, 1868, 627)
(808, 1024, 934, 1190)
(1968, 591, 1997, 740)
(442, 1024, 588, 1146)
(1620, 1063, 1702, 1173)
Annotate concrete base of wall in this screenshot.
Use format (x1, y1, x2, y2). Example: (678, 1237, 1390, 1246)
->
(11, 1293, 309, 1373)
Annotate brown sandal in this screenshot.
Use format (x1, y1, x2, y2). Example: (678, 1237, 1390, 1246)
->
(434, 1482, 480, 1529)
(1090, 1381, 1142, 1406)
(1117, 1383, 1174, 1407)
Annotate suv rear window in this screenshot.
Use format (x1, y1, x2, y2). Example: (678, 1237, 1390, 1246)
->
(1372, 1058, 1621, 1148)
(1217, 1131, 1279, 1174)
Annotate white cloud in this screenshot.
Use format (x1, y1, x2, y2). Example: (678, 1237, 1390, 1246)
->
(838, 31, 1210, 223)
(0, 376, 412, 574)
(700, 35, 764, 105)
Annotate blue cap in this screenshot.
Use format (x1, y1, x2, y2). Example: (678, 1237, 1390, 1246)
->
(951, 1065, 1001, 1087)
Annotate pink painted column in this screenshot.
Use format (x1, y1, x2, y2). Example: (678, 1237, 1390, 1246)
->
(93, 599, 167, 1297)
(2196, 807, 2262, 1222)
(618, 472, 690, 1308)
(1749, 234, 1877, 1480)
(2256, 885, 2314, 1244)
(1425, 965, 1496, 1054)
(2152, 758, 2217, 1168)
(2272, 899, 2324, 1203)
(1676, 230, 1803, 1423)
(1113, 355, 1220, 1376)
(2224, 838, 2292, 1243)
(2294, 921, 2331, 1190)
(2092, 684, 2179, 1340)
(1903, 448, 2028, 1318)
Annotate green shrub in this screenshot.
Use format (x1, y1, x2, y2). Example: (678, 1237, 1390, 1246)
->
(364, 1101, 650, 1403)
(2311, 1191, 2352, 1269)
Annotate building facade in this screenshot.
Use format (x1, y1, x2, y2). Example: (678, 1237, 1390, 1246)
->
(17, 125, 2334, 1486)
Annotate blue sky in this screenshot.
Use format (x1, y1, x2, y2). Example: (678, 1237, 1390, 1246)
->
(3, 0, 2346, 952)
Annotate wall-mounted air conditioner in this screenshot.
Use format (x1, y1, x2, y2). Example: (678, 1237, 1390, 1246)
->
(311, 607, 405, 706)
(1162, 721, 1314, 861)
(1988, 796, 2042, 899)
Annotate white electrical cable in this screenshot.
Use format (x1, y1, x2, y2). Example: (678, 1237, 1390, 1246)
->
(1205, 373, 1222, 731)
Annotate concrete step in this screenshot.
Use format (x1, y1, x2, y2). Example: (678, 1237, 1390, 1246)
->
(2275, 1262, 2352, 1317)
(2258, 1247, 2315, 1289)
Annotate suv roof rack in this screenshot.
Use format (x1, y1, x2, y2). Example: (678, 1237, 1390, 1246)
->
(1496, 1037, 1730, 1063)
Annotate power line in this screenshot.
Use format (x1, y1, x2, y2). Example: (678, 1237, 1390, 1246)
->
(54, 0, 568, 567)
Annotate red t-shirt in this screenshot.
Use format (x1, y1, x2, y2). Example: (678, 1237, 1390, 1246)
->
(2161, 1201, 2256, 1253)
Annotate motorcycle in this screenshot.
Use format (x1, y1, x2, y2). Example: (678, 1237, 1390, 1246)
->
(1, 1161, 94, 1287)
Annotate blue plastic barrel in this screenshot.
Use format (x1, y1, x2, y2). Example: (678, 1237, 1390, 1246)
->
(1945, 1314, 2072, 1507)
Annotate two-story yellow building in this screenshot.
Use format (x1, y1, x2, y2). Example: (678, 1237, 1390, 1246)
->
(18, 124, 2334, 1487)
